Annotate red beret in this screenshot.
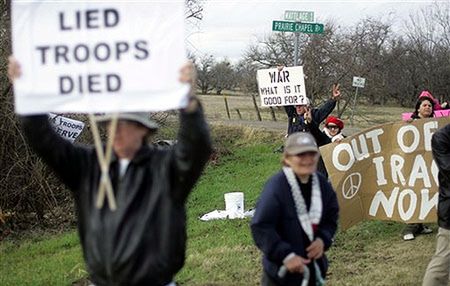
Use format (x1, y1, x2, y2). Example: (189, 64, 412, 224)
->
(325, 116, 344, 130)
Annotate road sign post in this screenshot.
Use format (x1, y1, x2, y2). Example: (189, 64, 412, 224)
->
(272, 21, 324, 34)
(351, 76, 366, 126)
(283, 10, 315, 66)
(272, 18, 323, 66)
(352, 76, 366, 88)
(284, 10, 314, 22)
(273, 15, 324, 67)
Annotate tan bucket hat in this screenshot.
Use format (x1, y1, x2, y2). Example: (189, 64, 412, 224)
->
(96, 113, 159, 130)
(284, 132, 318, 155)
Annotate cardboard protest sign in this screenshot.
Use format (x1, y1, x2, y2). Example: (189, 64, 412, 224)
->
(402, 110, 450, 121)
(257, 66, 307, 107)
(48, 113, 85, 143)
(12, 1, 189, 114)
(320, 117, 450, 230)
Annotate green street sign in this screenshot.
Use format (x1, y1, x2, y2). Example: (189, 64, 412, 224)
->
(272, 20, 324, 34)
(284, 10, 314, 22)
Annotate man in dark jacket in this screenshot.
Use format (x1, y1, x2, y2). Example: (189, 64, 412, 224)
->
(423, 124, 450, 286)
(10, 59, 212, 286)
(280, 84, 341, 178)
(251, 132, 339, 286)
(284, 84, 341, 135)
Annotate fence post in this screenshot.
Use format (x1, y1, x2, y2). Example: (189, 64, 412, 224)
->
(251, 93, 262, 121)
(269, 107, 277, 121)
(223, 95, 231, 120)
(235, 108, 242, 120)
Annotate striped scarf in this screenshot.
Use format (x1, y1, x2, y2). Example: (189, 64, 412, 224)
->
(283, 167, 325, 286)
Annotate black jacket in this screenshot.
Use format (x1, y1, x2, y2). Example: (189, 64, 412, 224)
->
(432, 124, 450, 229)
(251, 171, 339, 286)
(307, 120, 332, 178)
(284, 99, 336, 135)
(21, 106, 212, 286)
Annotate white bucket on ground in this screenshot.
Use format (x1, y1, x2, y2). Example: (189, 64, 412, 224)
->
(224, 192, 244, 219)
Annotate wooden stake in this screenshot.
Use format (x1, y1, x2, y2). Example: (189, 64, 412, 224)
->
(88, 114, 117, 211)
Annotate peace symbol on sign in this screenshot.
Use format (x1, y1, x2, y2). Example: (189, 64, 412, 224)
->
(341, 173, 362, 200)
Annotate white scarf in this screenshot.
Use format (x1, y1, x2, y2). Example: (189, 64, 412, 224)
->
(282, 167, 325, 286)
(323, 128, 344, 142)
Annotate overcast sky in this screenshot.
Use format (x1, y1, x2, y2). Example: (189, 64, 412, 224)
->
(186, 0, 440, 62)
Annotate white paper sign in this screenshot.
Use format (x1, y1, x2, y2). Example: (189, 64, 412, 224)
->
(257, 66, 307, 107)
(48, 113, 85, 143)
(12, 0, 189, 115)
(352, 76, 366, 88)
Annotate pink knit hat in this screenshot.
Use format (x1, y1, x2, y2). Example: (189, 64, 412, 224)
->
(419, 90, 442, 110)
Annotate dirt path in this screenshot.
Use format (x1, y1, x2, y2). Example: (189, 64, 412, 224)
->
(208, 118, 287, 133)
(201, 95, 362, 135)
(208, 118, 362, 136)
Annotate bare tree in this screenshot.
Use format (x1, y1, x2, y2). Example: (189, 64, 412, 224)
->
(185, 0, 204, 21)
(235, 58, 260, 94)
(403, 2, 450, 103)
(244, 32, 302, 67)
(211, 60, 236, 95)
(195, 54, 216, 94)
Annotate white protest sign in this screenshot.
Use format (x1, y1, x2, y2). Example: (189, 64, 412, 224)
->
(352, 76, 366, 88)
(257, 66, 307, 107)
(48, 113, 85, 143)
(12, 1, 189, 115)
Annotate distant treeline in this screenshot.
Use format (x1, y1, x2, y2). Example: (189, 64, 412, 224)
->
(193, 2, 450, 110)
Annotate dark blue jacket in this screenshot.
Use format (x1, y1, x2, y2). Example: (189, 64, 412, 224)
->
(251, 171, 339, 286)
(284, 99, 336, 135)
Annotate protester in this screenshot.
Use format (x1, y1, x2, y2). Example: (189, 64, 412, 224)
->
(410, 95, 436, 120)
(323, 116, 345, 142)
(304, 115, 345, 177)
(307, 115, 345, 146)
(8, 57, 212, 286)
(418, 90, 444, 111)
(422, 123, 450, 286)
(403, 95, 435, 240)
(284, 84, 341, 135)
(251, 132, 339, 286)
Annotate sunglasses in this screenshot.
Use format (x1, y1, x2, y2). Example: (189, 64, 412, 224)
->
(326, 125, 339, 130)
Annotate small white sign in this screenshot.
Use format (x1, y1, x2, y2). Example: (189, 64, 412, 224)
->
(12, 1, 188, 115)
(48, 113, 85, 143)
(257, 66, 307, 107)
(352, 76, 366, 88)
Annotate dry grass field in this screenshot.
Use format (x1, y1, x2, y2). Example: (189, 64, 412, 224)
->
(200, 93, 411, 134)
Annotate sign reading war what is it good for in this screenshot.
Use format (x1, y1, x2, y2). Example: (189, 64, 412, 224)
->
(320, 117, 450, 230)
(12, 1, 188, 115)
(257, 66, 307, 107)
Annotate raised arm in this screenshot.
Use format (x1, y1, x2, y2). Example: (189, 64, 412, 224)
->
(312, 84, 340, 124)
(9, 56, 89, 191)
(171, 62, 212, 202)
(307, 119, 331, 147)
(21, 115, 90, 191)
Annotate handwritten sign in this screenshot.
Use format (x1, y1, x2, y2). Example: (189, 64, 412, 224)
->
(12, 1, 188, 114)
(321, 117, 450, 229)
(48, 113, 85, 143)
(257, 66, 307, 107)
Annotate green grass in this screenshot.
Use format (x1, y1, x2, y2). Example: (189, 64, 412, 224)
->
(0, 232, 85, 286)
(0, 125, 437, 285)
